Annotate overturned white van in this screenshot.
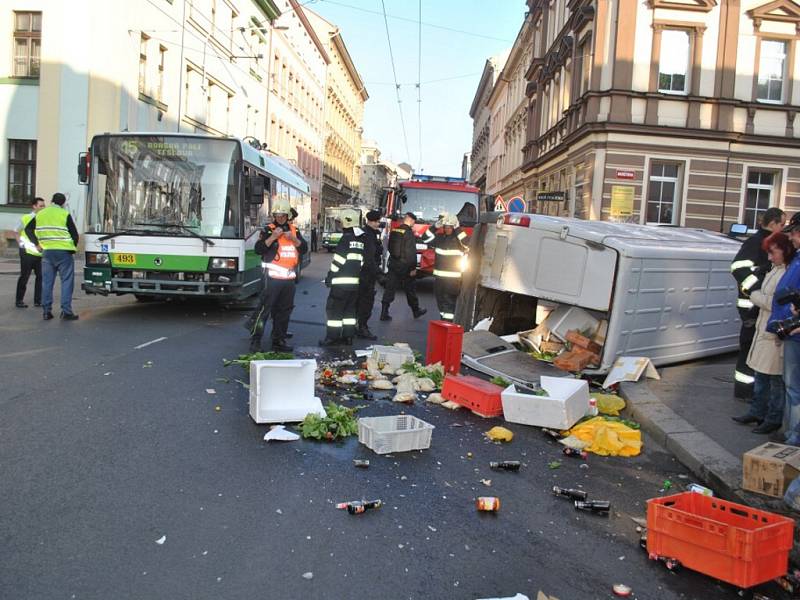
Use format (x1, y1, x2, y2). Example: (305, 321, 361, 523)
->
(455, 214, 743, 374)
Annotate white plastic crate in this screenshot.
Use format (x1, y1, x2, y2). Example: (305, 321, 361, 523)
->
(358, 415, 434, 454)
(249, 359, 325, 424)
(501, 376, 589, 430)
(370, 345, 415, 370)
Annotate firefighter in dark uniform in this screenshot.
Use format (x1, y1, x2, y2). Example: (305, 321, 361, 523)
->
(424, 213, 469, 321)
(355, 210, 383, 340)
(730, 207, 786, 399)
(380, 212, 427, 321)
(246, 199, 307, 353)
(321, 209, 365, 346)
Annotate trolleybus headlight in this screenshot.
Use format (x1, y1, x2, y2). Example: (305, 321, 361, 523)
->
(210, 257, 237, 270)
(86, 252, 110, 265)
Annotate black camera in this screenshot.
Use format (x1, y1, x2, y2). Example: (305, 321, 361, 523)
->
(772, 289, 800, 340)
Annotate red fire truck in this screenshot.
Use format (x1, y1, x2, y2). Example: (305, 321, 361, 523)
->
(380, 175, 481, 274)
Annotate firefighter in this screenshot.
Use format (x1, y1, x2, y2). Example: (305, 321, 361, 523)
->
(321, 209, 365, 346)
(730, 207, 786, 399)
(355, 210, 383, 340)
(426, 213, 470, 321)
(246, 199, 307, 353)
(380, 212, 427, 321)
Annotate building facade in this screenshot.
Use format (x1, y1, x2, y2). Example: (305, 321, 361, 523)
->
(521, 0, 800, 230)
(359, 139, 408, 208)
(306, 8, 367, 216)
(268, 0, 329, 224)
(486, 18, 535, 207)
(468, 53, 508, 194)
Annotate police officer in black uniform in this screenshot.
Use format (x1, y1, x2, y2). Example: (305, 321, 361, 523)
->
(730, 206, 785, 399)
(380, 212, 427, 321)
(321, 208, 365, 346)
(425, 213, 469, 321)
(355, 210, 383, 340)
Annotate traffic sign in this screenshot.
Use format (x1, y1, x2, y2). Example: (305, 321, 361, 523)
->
(493, 195, 506, 211)
(507, 196, 526, 213)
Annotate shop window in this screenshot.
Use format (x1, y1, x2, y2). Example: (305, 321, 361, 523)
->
(744, 170, 776, 231)
(646, 162, 680, 225)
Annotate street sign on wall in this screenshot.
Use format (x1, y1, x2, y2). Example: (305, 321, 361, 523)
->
(537, 191, 565, 202)
(616, 169, 636, 179)
(507, 196, 526, 212)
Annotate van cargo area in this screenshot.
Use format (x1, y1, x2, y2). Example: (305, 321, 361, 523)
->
(455, 214, 743, 375)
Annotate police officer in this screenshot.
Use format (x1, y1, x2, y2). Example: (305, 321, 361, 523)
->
(15, 196, 44, 308)
(246, 199, 307, 353)
(380, 212, 427, 321)
(25, 192, 79, 320)
(426, 213, 469, 321)
(355, 210, 383, 340)
(730, 207, 786, 399)
(321, 208, 365, 346)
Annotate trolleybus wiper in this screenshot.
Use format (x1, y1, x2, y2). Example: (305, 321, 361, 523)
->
(98, 228, 155, 241)
(134, 222, 216, 246)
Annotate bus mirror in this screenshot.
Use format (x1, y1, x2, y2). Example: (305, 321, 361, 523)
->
(248, 175, 265, 204)
(77, 152, 90, 185)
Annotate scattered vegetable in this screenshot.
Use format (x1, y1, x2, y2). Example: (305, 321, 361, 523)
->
(399, 361, 444, 389)
(297, 402, 361, 441)
(490, 376, 512, 387)
(530, 350, 559, 362)
(223, 351, 294, 368)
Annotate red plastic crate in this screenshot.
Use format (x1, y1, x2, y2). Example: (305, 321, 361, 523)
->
(647, 492, 794, 588)
(441, 375, 504, 417)
(426, 320, 463, 375)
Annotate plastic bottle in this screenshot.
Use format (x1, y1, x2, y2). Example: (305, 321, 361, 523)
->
(586, 397, 599, 417)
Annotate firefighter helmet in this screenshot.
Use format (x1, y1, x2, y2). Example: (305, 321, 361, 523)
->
(440, 213, 459, 228)
(272, 199, 291, 215)
(340, 208, 360, 228)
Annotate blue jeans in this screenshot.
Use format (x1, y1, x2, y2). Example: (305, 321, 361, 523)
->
(784, 341, 800, 444)
(42, 250, 75, 315)
(746, 371, 785, 426)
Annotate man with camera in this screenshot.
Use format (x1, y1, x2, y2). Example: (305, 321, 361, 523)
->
(770, 212, 800, 445)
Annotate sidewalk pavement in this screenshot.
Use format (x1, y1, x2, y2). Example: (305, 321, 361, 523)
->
(619, 353, 791, 513)
(0, 257, 85, 275)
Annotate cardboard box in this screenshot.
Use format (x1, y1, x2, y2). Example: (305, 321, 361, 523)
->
(743, 442, 800, 498)
(501, 377, 590, 430)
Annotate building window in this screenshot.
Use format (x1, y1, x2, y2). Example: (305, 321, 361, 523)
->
(744, 170, 776, 230)
(138, 33, 149, 95)
(646, 162, 680, 225)
(13, 11, 42, 78)
(658, 30, 689, 94)
(8, 140, 37, 205)
(756, 40, 787, 103)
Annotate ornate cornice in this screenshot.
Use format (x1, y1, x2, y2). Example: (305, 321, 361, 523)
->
(747, 0, 800, 33)
(647, 0, 717, 12)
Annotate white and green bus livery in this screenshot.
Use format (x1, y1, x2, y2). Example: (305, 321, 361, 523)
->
(79, 133, 311, 300)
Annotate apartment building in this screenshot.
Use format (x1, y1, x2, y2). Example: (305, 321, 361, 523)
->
(468, 52, 508, 194)
(521, 0, 800, 229)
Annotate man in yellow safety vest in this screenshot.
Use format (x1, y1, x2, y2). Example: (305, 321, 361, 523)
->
(14, 196, 45, 308)
(25, 192, 80, 320)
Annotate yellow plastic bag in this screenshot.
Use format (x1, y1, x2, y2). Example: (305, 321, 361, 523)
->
(485, 426, 514, 442)
(568, 417, 642, 457)
(593, 393, 626, 416)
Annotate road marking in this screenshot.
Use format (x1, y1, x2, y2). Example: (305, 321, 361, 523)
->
(134, 336, 167, 349)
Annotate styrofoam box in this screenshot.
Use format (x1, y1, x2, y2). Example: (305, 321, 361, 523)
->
(501, 376, 590, 430)
(371, 345, 415, 370)
(543, 305, 600, 343)
(249, 359, 325, 424)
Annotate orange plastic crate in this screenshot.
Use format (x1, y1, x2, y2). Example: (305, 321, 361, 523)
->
(647, 492, 794, 588)
(441, 375, 504, 417)
(426, 320, 463, 376)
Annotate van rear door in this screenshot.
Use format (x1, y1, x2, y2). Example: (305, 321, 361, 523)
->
(480, 222, 617, 311)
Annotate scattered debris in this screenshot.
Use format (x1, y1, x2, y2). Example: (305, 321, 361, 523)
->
(214, 405, 221, 412)
(485, 426, 514, 443)
(264, 425, 300, 442)
(155, 535, 166, 545)
(427, 525, 437, 532)
(490, 376, 512, 387)
(660, 479, 672, 493)
(547, 461, 561, 470)
(302, 572, 313, 580)
(687, 483, 713, 496)
(612, 584, 632, 597)
(206, 388, 216, 395)
(601, 356, 660, 388)
(562, 447, 587, 460)
(489, 461, 521, 472)
(574, 500, 610, 515)
(441, 400, 461, 410)
(298, 403, 360, 441)
(371, 379, 393, 390)
(143, 361, 153, 368)
(552, 486, 587, 501)
(480, 479, 492, 487)
(392, 391, 416, 404)
(593, 393, 625, 416)
(353, 459, 370, 468)
(336, 499, 382, 515)
(567, 417, 642, 457)
(476, 496, 500, 512)
(223, 351, 294, 368)
(426, 392, 445, 404)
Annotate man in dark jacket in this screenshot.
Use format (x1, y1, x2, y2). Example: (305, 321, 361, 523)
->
(355, 210, 383, 340)
(246, 199, 307, 353)
(380, 212, 427, 321)
(730, 206, 785, 399)
(320, 208, 365, 346)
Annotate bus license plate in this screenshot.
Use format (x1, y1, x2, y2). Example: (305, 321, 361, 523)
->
(114, 253, 136, 265)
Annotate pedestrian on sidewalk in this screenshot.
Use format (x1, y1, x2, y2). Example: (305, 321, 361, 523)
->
(730, 207, 786, 400)
(771, 213, 800, 445)
(380, 212, 426, 322)
(25, 192, 79, 321)
(732, 232, 794, 433)
(14, 196, 45, 308)
(355, 210, 383, 340)
(245, 200, 307, 353)
(320, 209, 365, 346)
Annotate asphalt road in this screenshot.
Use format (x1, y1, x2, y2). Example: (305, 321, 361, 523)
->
(0, 253, 773, 599)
